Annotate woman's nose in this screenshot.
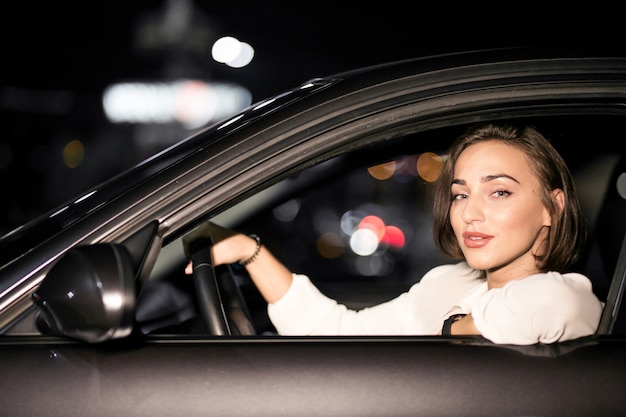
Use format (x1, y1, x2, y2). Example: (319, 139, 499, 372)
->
(460, 196, 485, 223)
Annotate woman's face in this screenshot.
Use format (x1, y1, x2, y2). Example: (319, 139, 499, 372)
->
(449, 140, 552, 285)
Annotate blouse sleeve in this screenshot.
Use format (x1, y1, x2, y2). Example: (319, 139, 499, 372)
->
(471, 272, 603, 345)
(268, 263, 476, 336)
(268, 273, 413, 335)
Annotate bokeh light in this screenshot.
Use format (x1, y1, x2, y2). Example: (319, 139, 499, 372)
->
(211, 36, 254, 68)
(226, 42, 254, 68)
(381, 225, 405, 248)
(367, 161, 396, 180)
(102, 80, 251, 129)
(354, 252, 394, 276)
(416, 152, 443, 182)
(359, 215, 386, 240)
(63, 140, 85, 169)
(211, 36, 241, 63)
(273, 198, 300, 222)
(350, 228, 379, 256)
(340, 209, 366, 235)
(317, 232, 345, 259)
(340, 212, 407, 257)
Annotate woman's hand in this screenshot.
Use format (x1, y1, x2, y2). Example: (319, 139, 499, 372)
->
(183, 223, 294, 304)
(184, 233, 257, 274)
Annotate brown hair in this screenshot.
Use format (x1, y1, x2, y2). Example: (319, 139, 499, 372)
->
(432, 123, 586, 273)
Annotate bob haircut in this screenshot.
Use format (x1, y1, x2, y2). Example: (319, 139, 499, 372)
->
(432, 122, 586, 274)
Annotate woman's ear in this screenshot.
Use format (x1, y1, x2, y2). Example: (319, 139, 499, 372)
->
(543, 189, 565, 227)
(553, 188, 565, 214)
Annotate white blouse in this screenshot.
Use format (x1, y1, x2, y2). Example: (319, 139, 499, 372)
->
(267, 262, 603, 345)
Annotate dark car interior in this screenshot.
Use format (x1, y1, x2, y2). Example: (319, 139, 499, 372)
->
(132, 115, 626, 338)
(582, 151, 626, 334)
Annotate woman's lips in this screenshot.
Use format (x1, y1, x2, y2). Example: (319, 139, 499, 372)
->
(462, 231, 493, 248)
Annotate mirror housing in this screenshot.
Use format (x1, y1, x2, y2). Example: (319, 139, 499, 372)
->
(32, 244, 136, 343)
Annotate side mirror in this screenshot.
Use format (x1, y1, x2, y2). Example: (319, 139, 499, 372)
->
(32, 244, 136, 343)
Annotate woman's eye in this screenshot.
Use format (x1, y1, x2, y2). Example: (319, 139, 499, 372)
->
(492, 190, 511, 198)
(451, 193, 467, 201)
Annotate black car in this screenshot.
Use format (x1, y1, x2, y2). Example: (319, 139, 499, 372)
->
(1, 47, 626, 416)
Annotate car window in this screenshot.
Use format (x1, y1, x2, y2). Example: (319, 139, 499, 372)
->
(139, 139, 453, 335)
(140, 116, 626, 337)
(4, 115, 624, 339)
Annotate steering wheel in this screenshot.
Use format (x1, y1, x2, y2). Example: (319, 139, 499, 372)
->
(187, 233, 257, 336)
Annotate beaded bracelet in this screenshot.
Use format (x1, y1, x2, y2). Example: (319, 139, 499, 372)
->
(239, 234, 261, 266)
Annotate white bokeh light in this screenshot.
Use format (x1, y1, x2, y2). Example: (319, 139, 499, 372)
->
(102, 80, 252, 129)
(226, 42, 254, 68)
(350, 228, 379, 256)
(211, 36, 241, 63)
(212, 36, 254, 68)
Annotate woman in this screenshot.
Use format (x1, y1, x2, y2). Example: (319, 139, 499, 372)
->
(186, 123, 603, 345)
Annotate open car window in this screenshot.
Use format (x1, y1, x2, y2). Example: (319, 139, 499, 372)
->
(141, 116, 626, 337)
(139, 137, 452, 335)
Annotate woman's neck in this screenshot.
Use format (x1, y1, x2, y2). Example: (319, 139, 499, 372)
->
(486, 263, 542, 289)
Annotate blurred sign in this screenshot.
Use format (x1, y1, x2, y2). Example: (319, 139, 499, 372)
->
(102, 80, 252, 129)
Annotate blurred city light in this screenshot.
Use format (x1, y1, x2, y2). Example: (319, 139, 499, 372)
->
(340, 209, 366, 235)
(102, 80, 252, 129)
(62, 140, 85, 169)
(367, 161, 396, 180)
(273, 198, 301, 222)
(353, 252, 394, 277)
(316, 232, 345, 259)
(359, 215, 386, 240)
(340, 211, 407, 257)
(381, 225, 405, 248)
(416, 152, 444, 182)
(366, 153, 444, 183)
(212, 36, 254, 68)
(350, 228, 379, 256)
(211, 36, 241, 63)
(225, 43, 254, 68)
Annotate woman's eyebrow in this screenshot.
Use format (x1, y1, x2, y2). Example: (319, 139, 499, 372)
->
(483, 173, 520, 183)
(451, 174, 520, 186)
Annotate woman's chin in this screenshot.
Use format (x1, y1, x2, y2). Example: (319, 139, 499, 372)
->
(464, 258, 494, 271)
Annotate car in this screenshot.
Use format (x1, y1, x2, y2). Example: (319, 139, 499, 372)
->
(1, 46, 626, 416)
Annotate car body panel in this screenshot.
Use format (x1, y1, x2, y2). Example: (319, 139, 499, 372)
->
(2, 336, 626, 416)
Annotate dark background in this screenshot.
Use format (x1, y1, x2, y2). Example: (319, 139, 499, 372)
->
(0, 1, 618, 235)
